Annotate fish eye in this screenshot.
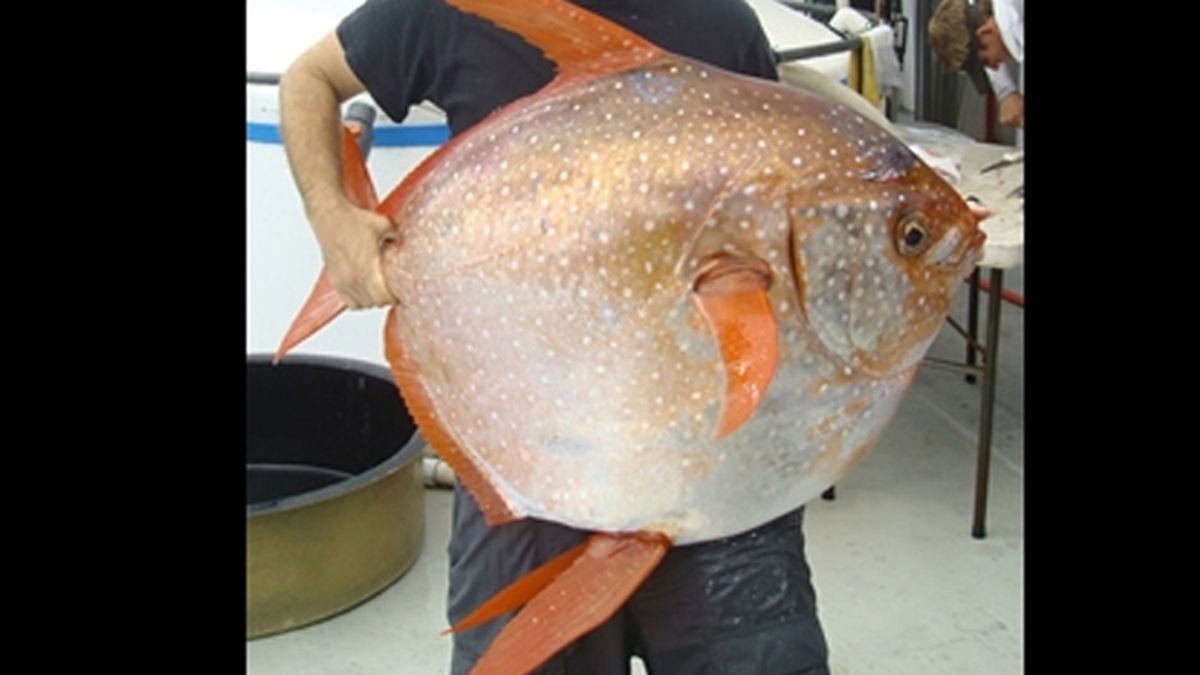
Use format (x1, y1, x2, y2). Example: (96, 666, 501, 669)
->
(896, 213, 931, 257)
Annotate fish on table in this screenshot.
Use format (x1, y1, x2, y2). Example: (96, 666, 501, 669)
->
(273, 0, 986, 672)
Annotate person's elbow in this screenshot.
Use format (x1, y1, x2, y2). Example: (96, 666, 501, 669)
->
(283, 31, 366, 105)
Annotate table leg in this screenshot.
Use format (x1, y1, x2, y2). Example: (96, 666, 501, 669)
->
(972, 268, 1004, 539)
(966, 268, 980, 384)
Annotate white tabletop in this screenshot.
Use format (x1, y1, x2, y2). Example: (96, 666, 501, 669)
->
(954, 143, 1024, 269)
(894, 124, 1024, 270)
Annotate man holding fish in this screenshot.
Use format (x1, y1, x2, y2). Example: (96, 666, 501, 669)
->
(277, 1, 833, 673)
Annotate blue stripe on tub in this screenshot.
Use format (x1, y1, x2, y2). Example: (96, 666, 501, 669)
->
(246, 122, 450, 147)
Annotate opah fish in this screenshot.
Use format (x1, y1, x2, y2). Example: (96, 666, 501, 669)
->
(275, 1, 985, 672)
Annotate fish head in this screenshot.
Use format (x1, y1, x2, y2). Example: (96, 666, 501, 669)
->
(785, 135, 986, 379)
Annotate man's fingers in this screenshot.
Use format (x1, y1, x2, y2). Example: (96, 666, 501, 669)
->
(967, 201, 992, 221)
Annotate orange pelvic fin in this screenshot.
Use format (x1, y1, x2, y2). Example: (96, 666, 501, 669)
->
(274, 125, 380, 363)
(441, 0, 664, 91)
(693, 259, 780, 439)
(462, 532, 670, 675)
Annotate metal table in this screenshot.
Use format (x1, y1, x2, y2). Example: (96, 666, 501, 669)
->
(911, 130, 1024, 539)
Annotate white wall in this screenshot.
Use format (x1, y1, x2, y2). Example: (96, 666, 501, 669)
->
(247, 0, 444, 367)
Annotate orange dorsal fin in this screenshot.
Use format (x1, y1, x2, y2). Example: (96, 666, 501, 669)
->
(274, 125, 379, 362)
(377, 0, 666, 217)
(446, 538, 591, 635)
(384, 309, 516, 525)
(442, 0, 664, 91)
(693, 259, 780, 439)
(464, 532, 670, 675)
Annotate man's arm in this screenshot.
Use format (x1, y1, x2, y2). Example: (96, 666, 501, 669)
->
(278, 30, 397, 308)
(984, 63, 1023, 128)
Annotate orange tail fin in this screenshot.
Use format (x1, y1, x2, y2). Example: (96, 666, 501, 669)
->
(460, 532, 669, 675)
(274, 125, 379, 363)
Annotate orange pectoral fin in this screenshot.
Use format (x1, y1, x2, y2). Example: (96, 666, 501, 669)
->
(462, 532, 669, 675)
(273, 125, 380, 363)
(694, 264, 779, 439)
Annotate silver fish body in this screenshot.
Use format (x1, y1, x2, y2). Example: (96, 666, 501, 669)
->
(382, 55, 983, 543)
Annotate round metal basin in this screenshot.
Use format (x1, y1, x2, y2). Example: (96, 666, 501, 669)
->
(246, 354, 425, 638)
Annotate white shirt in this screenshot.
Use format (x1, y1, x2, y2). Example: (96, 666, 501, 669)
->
(984, 0, 1023, 100)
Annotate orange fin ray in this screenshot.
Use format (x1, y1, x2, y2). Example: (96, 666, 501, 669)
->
(340, 122, 380, 211)
(693, 266, 780, 439)
(274, 125, 379, 361)
(446, 538, 590, 635)
(384, 309, 516, 525)
(272, 270, 347, 363)
(468, 533, 670, 675)
(442, 0, 664, 89)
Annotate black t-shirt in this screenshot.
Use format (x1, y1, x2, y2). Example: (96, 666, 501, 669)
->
(337, 0, 780, 136)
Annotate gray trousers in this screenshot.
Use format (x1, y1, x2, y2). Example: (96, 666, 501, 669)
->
(447, 485, 830, 674)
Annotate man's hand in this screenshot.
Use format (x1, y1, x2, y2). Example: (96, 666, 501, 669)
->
(311, 202, 399, 309)
(278, 31, 399, 309)
(998, 92, 1024, 128)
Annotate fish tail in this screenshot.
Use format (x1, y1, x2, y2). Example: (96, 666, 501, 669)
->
(455, 532, 669, 675)
(274, 124, 379, 363)
(442, 0, 664, 86)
